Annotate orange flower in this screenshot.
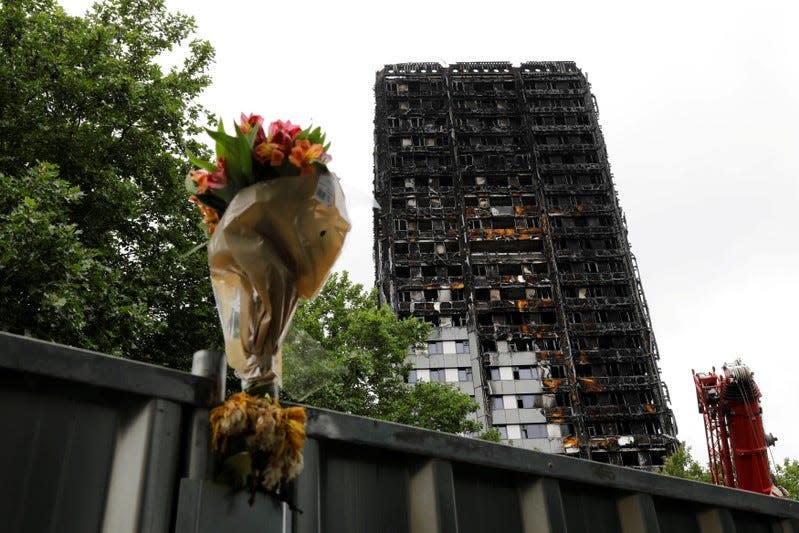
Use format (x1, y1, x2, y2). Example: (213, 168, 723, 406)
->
(189, 169, 210, 193)
(289, 139, 324, 176)
(253, 142, 285, 166)
(189, 195, 221, 235)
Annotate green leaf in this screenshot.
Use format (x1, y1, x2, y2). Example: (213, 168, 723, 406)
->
(206, 128, 238, 160)
(233, 122, 253, 183)
(206, 128, 244, 195)
(241, 120, 260, 148)
(187, 151, 217, 172)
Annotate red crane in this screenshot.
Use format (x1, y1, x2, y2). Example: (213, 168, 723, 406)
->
(692, 360, 782, 496)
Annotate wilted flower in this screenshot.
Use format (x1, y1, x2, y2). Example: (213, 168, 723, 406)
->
(209, 393, 307, 491)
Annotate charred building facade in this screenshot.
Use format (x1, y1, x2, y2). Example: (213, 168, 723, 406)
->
(373, 61, 678, 468)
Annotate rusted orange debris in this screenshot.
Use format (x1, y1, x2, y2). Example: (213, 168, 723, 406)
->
(543, 378, 563, 389)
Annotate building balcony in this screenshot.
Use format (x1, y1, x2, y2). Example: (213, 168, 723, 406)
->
(546, 204, 616, 216)
(537, 162, 603, 172)
(468, 227, 543, 241)
(528, 105, 589, 113)
(397, 300, 469, 313)
(389, 145, 451, 153)
(562, 297, 635, 311)
(529, 124, 595, 133)
(389, 186, 456, 196)
(451, 106, 522, 116)
(464, 206, 540, 218)
(473, 299, 555, 312)
(454, 125, 524, 134)
(390, 206, 459, 218)
(389, 109, 451, 119)
(457, 144, 521, 153)
(386, 166, 453, 177)
(534, 143, 599, 153)
(450, 88, 519, 97)
(568, 322, 643, 334)
(541, 405, 574, 422)
(472, 274, 552, 287)
(555, 248, 626, 260)
(559, 272, 630, 284)
(524, 88, 587, 96)
(467, 251, 548, 264)
(395, 277, 466, 291)
(577, 375, 660, 392)
(550, 226, 618, 238)
(582, 404, 664, 419)
(477, 324, 558, 337)
(542, 182, 609, 193)
(574, 349, 654, 364)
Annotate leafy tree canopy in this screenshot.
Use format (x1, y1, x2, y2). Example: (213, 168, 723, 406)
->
(282, 272, 482, 435)
(775, 458, 799, 500)
(661, 443, 799, 500)
(0, 0, 218, 365)
(660, 443, 713, 483)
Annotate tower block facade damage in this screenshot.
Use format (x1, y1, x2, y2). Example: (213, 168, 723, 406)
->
(373, 61, 678, 468)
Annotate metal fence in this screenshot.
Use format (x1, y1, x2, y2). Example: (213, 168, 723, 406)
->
(1, 332, 798, 533)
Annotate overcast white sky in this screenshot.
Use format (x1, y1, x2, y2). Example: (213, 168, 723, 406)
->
(61, 0, 799, 465)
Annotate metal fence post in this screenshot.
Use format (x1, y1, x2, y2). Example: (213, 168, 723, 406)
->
(188, 350, 226, 480)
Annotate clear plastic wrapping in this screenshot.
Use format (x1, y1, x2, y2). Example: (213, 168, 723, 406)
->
(208, 173, 350, 389)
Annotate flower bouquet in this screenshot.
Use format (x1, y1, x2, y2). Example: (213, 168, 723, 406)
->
(187, 114, 349, 495)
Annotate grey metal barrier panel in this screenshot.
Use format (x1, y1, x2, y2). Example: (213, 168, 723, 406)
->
(0, 332, 214, 533)
(3, 332, 798, 533)
(177, 405, 799, 533)
(298, 409, 799, 533)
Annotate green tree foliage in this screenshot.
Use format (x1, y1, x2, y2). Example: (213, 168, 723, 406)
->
(661, 443, 799, 499)
(281, 272, 482, 435)
(477, 428, 503, 443)
(0, 0, 218, 365)
(774, 458, 799, 500)
(660, 443, 712, 483)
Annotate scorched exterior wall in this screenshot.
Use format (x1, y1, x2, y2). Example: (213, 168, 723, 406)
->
(373, 61, 678, 467)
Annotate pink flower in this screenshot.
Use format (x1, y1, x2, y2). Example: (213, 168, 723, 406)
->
(268, 120, 302, 152)
(239, 113, 266, 145)
(190, 158, 227, 194)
